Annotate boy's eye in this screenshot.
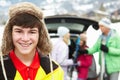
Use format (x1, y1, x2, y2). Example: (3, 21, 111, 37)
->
(15, 30, 22, 33)
(29, 30, 38, 34)
(30, 31, 36, 34)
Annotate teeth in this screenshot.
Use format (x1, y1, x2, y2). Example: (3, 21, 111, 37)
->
(20, 43, 30, 47)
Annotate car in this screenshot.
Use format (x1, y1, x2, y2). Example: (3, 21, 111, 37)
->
(44, 15, 99, 34)
(44, 14, 99, 57)
(44, 15, 99, 80)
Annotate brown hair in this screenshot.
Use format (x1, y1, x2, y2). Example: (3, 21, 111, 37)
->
(1, 2, 52, 55)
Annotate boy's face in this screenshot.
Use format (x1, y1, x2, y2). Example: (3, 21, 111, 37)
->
(12, 25, 39, 55)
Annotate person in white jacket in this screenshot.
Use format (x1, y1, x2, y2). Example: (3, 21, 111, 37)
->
(51, 26, 74, 80)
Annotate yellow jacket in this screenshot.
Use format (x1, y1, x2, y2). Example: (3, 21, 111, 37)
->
(0, 53, 64, 80)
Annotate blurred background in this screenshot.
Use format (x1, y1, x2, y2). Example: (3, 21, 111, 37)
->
(0, 1, 120, 80)
(0, 0, 120, 25)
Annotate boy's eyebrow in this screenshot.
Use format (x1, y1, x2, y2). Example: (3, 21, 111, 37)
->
(30, 29, 38, 32)
(13, 28, 22, 30)
(30, 28, 38, 30)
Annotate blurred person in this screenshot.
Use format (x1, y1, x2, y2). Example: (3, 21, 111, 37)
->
(78, 17, 120, 80)
(0, 2, 64, 80)
(51, 26, 74, 80)
(76, 33, 93, 80)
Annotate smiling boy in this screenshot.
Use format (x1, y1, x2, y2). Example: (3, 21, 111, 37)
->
(0, 2, 64, 80)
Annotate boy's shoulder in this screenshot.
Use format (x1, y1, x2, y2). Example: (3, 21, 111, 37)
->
(39, 53, 59, 74)
(0, 55, 16, 80)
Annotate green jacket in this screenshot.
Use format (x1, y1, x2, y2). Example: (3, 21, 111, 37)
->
(88, 30, 120, 74)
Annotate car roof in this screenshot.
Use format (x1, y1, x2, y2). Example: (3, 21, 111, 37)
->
(44, 15, 99, 34)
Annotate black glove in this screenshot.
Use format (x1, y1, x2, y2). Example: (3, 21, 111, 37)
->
(100, 44, 109, 53)
(78, 49, 88, 54)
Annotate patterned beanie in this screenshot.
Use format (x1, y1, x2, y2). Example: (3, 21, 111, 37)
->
(99, 17, 112, 29)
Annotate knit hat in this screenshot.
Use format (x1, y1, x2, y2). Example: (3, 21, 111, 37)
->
(57, 26, 70, 37)
(99, 17, 112, 29)
(9, 2, 43, 20)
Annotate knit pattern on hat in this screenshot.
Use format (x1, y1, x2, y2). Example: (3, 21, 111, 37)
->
(9, 2, 43, 20)
(99, 17, 112, 29)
